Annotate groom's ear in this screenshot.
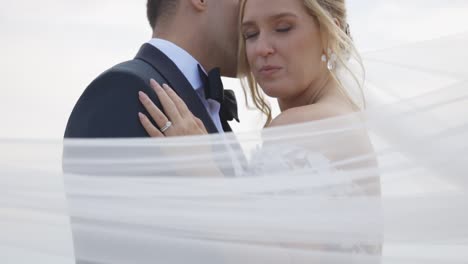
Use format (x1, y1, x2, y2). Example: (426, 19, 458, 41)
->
(190, 0, 208, 12)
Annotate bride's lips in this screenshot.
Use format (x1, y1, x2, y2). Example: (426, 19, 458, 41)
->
(258, 65, 282, 77)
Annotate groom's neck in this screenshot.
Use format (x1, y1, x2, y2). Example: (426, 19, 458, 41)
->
(153, 27, 215, 73)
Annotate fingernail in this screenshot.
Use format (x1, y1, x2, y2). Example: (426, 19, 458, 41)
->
(138, 112, 145, 119)
(138, 91, 146, 98)
(150, 79, 163, 90)
(162, 84, 170, 90)
(150, 79, 159, 86)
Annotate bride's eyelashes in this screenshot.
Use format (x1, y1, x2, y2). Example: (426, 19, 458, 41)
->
(276, 26, 292, 33)
(242, 19, 294, 40)
(243, 30, 259, 40)
(243, 26, 292, 40)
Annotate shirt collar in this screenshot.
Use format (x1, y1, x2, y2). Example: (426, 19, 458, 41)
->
(148, 38, 205, 90)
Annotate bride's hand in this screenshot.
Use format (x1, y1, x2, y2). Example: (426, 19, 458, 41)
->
(138, 79, 208, 137)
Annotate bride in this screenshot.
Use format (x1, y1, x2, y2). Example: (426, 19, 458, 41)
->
(138, 0, 363, 135)
(135, 0, 378, 184)
(133, 0, 383, 255)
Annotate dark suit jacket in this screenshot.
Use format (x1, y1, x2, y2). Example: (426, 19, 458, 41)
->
(64, 44, 231, 138)
(63, 45, 248, 264)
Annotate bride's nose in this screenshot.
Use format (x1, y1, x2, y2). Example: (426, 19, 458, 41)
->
(254, 34, 275, 58)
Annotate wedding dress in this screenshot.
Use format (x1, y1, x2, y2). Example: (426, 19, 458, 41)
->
(2, 5, 468, 264)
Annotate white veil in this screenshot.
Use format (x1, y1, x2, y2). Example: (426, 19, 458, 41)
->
(2, 2, 468, 264)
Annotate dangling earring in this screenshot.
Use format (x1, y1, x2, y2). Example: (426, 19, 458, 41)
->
(325, 48, 337, 71)
(321, 54, 327, 63)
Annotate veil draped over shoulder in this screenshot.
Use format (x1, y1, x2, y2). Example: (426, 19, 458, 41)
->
(2, 1, 468, 264)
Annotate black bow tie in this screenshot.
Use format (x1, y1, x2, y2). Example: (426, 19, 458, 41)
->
(198, 65, 239, 122)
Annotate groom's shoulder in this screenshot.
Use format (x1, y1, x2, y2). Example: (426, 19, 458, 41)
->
(64, 59, 159, 138)
(68, 59, 160, 123)
(95, 58, 159, 85)
(79, 58, 163, 99)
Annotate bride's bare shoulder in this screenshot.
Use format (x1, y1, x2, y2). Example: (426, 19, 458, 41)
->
(269, 103, 353, 127)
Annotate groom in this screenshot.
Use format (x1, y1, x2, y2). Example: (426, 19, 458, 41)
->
(64, 0, 240, 138)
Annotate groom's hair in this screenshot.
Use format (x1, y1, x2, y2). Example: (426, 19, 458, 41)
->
(147, 0, 179, 29)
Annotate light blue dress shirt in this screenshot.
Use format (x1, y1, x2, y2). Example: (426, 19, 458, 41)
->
(147, 38, 223, 133)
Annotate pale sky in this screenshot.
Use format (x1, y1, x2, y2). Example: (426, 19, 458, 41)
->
(1, 0, 468, 139)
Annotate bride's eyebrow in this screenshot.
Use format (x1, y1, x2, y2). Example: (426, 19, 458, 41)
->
(242, 12, 298, 27)
(241, 20, 256, 29)
(270, 12, 298, 21)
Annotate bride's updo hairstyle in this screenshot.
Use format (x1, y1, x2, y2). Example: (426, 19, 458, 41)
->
(237, 0, 365, 125)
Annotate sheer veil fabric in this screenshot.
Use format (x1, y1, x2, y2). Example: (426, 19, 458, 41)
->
(2, 4, 468, 264)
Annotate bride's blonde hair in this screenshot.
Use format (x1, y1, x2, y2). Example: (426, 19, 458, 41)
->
(237, 0, 365, 126)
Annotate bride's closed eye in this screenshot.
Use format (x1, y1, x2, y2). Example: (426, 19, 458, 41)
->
(276, 26, 292, 33)
(275, 22, 293, 33)
(243, 26, 292, 40)
(243, 30, 259, 40)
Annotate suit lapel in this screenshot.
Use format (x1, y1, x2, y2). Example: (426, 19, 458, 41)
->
(134, 44, 218, 134)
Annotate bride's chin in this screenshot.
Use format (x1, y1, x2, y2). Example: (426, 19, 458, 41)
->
(260, 88, 280, 99)
(259, 82, 282, 97)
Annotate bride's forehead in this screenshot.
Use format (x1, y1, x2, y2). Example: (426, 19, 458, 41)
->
(243, 0, 306, 18)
